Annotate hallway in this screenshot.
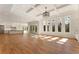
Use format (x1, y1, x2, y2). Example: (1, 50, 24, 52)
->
(0, 34, 78, 54)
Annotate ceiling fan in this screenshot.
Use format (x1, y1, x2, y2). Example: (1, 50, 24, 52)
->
(36, 6, 55, 17)
(36, 4, 70, 17)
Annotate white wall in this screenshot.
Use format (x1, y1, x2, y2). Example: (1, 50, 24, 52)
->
(38, 5, 79, 38)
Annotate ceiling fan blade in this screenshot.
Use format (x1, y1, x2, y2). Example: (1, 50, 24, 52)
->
(48, 9, 55, 12)
(56, 4, 70, 9)
(34, 4, 40, 7)
(36, 13, 43, 16)
(26, 8, 33, 13)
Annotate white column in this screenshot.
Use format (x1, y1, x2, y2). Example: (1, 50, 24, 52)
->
(38, 20, 43, 34)
(55, 17, 58, 33)
(50, 20, 52, 33)
(62, 16, 65, 33)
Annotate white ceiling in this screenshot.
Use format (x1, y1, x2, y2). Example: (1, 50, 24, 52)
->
(0, 4, 75, 23)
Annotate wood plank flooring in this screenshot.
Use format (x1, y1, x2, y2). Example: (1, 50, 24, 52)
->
(0, 34, 79, 54)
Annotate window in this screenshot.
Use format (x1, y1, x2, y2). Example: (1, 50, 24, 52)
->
(23, 26, 27, 30)
(33, 25, 34, 32)
(30, 25, 32, 32)
(52, 25, 55, 32)
(11, 27, 16, 30)
(65, 23, 69, 32)
(43, 25, 46, 31)
(35, 25, 37, 32)
(47, 25, 49, 31)
(64, 16, 71, 32)
(27, 27, 28, 31)
(58, 23, 62, 32)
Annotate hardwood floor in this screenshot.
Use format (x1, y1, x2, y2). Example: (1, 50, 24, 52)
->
(0, 34, 79, 54)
